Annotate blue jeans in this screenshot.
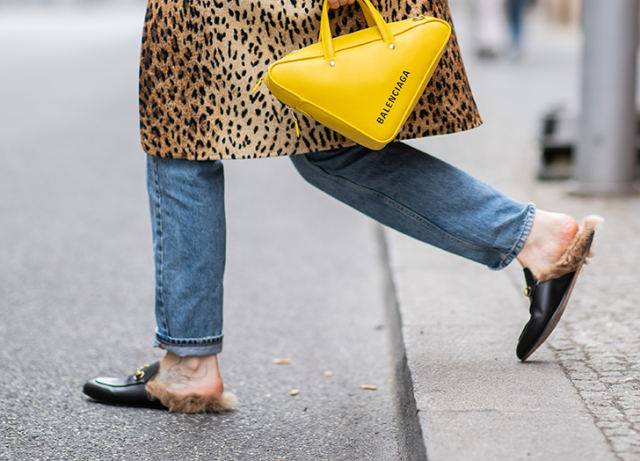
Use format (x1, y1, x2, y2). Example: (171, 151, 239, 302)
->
(146, 142, 535, 356)
(508, 0, 527, 50)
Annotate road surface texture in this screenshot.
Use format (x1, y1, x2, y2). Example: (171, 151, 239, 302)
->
(0, 4, 399, 460)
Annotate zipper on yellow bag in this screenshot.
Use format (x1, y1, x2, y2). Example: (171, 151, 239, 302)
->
(251, 76, 265, 95)
(289, 109, 300, 138)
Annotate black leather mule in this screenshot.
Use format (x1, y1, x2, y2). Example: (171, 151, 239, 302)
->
(83, 362, 166, 409)
(516, 231, 595, 361)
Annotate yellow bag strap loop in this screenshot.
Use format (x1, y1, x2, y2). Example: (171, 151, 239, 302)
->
(320, 0, 394, 60)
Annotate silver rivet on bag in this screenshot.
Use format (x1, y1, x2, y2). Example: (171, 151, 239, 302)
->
(329, 60, 335, 67)
(389, 44, 395, 50)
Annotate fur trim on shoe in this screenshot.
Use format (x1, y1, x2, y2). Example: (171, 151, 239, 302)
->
(146, 381, 237, 414)
(537, 215, 604, 282)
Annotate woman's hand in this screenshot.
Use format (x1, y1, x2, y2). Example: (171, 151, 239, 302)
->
(327, 0, 356, 10)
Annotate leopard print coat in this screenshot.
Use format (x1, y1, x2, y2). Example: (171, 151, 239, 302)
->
(139, 0, 482, 160)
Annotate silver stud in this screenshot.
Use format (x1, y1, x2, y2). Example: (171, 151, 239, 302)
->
(329, 60, 335, 67)
(389, 44, 395, 50)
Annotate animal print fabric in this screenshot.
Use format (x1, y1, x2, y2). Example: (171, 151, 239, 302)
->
(139, 0, 482, 160)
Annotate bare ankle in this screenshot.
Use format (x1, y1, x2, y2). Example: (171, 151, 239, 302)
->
(517, 211, 578, 281)
(154, 352, 224, 396)
(145, 352, 237, 413)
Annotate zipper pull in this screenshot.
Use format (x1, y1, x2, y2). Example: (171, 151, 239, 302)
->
(251, 76, 265, 95)
(289, 109, 300, 138)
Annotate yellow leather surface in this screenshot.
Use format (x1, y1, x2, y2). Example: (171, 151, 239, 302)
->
(265, 0, 451, 150)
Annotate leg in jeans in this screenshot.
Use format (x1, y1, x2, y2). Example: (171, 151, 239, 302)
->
(507, 0, 527, 52)
(136, 142, 578, 412)
(290, 142, 535, 270)
(147, 143, 535, 360)
(291, 142, 596, 364)
(146, 155, 226, 356)
(146, 142, 535, 359)
(145, 155, 234, 412)
(85, 142, 587, 411)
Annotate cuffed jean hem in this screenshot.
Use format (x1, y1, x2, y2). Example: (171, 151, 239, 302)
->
(493, 202, 536, 271)
(154, 332, 224, 357)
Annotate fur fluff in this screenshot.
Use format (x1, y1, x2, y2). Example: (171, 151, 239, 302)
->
(146, 381, 237, 414)
(537, 215, 604, 282)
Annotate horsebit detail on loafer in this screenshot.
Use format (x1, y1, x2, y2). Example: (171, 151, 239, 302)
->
(134, 364, 150, 381)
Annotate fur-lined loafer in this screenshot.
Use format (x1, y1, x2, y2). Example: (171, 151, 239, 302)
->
(516, 216, 601, 361)
(83, 362, 166, 409)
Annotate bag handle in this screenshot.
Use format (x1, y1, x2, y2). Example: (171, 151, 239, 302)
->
(320, 0, 395, 61)
(318, 1, 377, 40)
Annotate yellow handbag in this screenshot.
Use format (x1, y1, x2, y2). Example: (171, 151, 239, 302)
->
(252, 0, 452, 150)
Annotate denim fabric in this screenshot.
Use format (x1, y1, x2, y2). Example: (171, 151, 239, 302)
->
(507, 0, 527, 50)
(147, 156, 226, 356)
(146, 142, 534, 356)
(291, 143, 534, 270)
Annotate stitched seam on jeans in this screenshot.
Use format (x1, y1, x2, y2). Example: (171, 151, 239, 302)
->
(302, 156, 492, 253)
(152, 158, 168, 334)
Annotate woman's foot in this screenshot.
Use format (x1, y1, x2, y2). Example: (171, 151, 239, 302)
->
(146, 352, 237, 413)
(517, 211, 601, 282)
(514, 212, 603, 360)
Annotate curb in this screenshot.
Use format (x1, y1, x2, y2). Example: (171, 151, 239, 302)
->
(376, 224, 428, 461)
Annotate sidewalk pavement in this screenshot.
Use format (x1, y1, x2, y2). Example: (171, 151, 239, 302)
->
(383, 5, 640, 461)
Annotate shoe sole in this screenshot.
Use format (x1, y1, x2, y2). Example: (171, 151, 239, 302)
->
(83, 391, 166, 409)
(519, 231, 595, 362)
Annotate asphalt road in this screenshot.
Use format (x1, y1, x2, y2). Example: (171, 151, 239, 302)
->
(0, 5, 399, 460)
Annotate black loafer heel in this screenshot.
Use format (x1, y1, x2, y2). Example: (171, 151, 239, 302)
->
(83, 362, 166, 409)
(517, 231, 595, 361)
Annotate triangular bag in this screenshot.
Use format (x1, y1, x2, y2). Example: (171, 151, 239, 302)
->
(256, 0, 452, 150)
